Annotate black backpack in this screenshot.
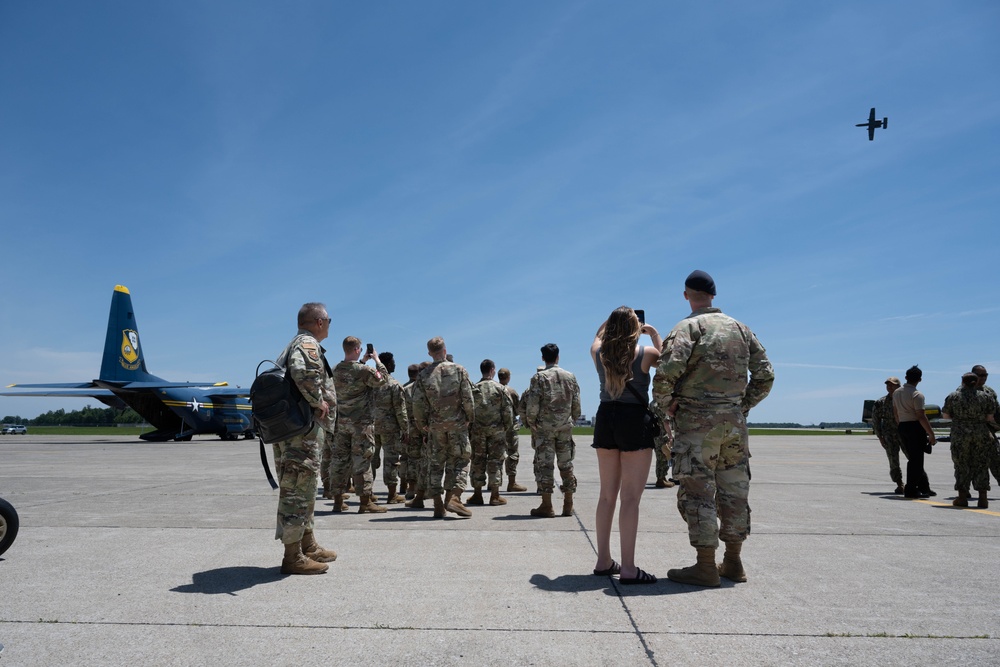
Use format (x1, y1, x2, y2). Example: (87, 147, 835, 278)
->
(250, 359, 314, 445)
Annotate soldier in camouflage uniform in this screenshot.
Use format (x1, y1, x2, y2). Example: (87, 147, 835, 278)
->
(871, 377, 907, 494)
(524, 344, 581, 518)
(653, 271, 774, 587)
(498, 368, 527, 492)
(469, 360, 515, 506)
(972, 365, 1000, 496)
(943, 371, 999, 508)
(373, 352, 408, 504)
(650, 399, 675, 488)
(400, 363, 422, 503)
(330, 337, 389, 514)
(273, 303, 339, 575)
(412, 337, 476, 518)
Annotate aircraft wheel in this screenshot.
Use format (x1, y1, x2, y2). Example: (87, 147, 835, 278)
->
(0, 497, 19, 556)
(180, 435, 193, 442)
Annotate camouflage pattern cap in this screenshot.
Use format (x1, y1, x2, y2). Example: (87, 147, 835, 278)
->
(685, 270, 716, 296)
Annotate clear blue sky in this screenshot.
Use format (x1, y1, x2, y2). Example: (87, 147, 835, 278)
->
(1, 1, 998, 425)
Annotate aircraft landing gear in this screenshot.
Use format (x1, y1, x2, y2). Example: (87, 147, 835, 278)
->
(0, 497, 19, 556)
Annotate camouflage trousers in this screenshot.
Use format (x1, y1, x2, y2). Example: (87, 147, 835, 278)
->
(374, 428, 405, 488)
(989, 434, 1000, 487)
(879, 431, 907, 486)
(273, 424, 322, 544)
(426, 425, 472, 496)
(320, 436, 334, 493)
(505, 427, 520, 477)
(671, 408, 750, 549)
(654, 436, 672, 480)
(470, 425, 508, 489)
(330, 420, 376, 497)
(532, 427, 577, 494)
(404, 427, 426, 488)
(950, 421, 994, 492)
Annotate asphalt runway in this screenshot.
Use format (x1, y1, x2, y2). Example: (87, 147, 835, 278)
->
(1, 433, 998, 666)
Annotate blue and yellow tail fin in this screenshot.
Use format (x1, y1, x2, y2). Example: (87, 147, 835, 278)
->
(99, 285, 158, 384)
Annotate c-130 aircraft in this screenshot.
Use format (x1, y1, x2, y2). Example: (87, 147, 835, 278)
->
(3, 285, 254, 441)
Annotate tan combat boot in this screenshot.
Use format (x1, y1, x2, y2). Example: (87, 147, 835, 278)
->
(404, 481, 416, 500)
(561, 491, 573, 517)
(358, 493, 388, 514)
(978, 490, 989, 509)
(507, 475, 527, 492)
(280, 541, 328, 575)
(385, 484, 405, 504)
(530, 493, 555, 518)
(405, 488, 425, 509)
(445, 490, 472, 517)
(432, 493, 446, 518)
(718, 542, 746, 583)
(489, 487, 507, 506)
(332, 494, 346, 513)
(301, 530, 338, 563)
(467, 487, 485, 505)
(667, 547, 721, 587)
(953, 490, 970, 507)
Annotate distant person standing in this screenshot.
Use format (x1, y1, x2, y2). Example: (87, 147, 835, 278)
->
(330, 337, 389, 514)
(892, 365, 937, 499)
(412, 337, 476, 518)
(468, 359, 514, 506)
(871, 377, 907, 494)
(971, 365, 1000, 489)
(943, 372, 998, 508)
(273, 302, 339, 574)
(373, 351, 408, 504)
(524, 344, 581, 518)
(498, 368, 527, 492)
(653, 271, 774, 587)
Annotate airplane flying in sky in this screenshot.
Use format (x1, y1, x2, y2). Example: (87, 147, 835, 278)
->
(3, 285, 254, 441)
(856, 107, 888, 141)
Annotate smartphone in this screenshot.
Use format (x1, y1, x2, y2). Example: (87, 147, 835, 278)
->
(635, 309, 645, 324)
(366, 343, 374, 355)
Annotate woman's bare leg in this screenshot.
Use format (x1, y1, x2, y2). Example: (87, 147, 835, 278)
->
(618, 448, 653, 579)
(595, 448, 622, 571)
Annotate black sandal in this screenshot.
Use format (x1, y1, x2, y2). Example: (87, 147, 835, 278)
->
(593, 560, 621, 576)
(619, 567, 657, 585)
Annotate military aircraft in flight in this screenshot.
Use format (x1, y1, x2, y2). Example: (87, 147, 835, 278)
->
(3, 285, 253, 441)
(856, 107, 888, 141)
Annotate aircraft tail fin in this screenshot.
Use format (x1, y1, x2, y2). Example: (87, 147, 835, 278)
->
(99, 285, 159, 384)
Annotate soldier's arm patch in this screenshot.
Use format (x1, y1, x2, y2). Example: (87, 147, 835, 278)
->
(301, 342, 320, 362)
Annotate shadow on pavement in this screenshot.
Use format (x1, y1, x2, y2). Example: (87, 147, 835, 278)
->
(171, 566, 285, 595)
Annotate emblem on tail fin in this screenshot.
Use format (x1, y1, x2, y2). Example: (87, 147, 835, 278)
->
(120, 329, 141, 370)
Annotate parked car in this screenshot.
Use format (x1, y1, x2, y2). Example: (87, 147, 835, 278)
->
(1, 425, 27, 435)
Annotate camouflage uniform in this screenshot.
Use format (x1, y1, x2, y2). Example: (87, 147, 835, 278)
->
(650, 399, 673, 482)
(871, 394, 907, 487)
(412, 360, 476, 495)
(983, 385, 1000, 485)
(503, 384, 521, 478)
(524, 364, 581, 494)
(470, 378, 514, 490)
(652, 307, 773, 549)
(402, 380, 426, 491)
(943, 386, 998, 492)
(373, 372, 408, 489)
(330, 357, 388, 497)
(274, 330, 337, 544)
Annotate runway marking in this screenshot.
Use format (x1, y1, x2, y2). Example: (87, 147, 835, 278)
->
(912, 498, 1000, 517)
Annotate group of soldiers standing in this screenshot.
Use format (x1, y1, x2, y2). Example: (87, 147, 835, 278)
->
(272, 301, 582, 574)
(871, 364, 999, 508)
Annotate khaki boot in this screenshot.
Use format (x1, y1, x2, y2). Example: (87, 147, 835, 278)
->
(332, 494, 346, 513)
(507, 475, 527, 492)
(445, 490, 472, 517)
(978, 490, 989, 509)
(667, 547, 721, 587)
(561, 491, 574, 516)
(467, 487, 485, 505)
(301, 530, 338, 563)
(405, 489, 425, 509)
(322, 486, 334, 500)
(385, 484, 405, 504)
(953, 490, 970, 507)
(530, 493, 555, 518)
(404, 481, 416, 500)
(489, 487, 507, 506)
(280, 541, 328, 575)
(718, 542, 746, 583)
(358, 493, 388, 514)
(432, 493, 446, 518)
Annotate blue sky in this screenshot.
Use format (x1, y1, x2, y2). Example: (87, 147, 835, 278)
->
(1, 1, 998, 425)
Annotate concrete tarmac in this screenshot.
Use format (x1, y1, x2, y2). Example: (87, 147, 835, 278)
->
(0, 433, 998, 666)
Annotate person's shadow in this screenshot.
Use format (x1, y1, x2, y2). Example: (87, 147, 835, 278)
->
(171, 566, 286, 596)
(530, 573, 714, 596)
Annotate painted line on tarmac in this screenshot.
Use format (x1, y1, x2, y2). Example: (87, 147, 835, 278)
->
(913, 498, 1000, 517)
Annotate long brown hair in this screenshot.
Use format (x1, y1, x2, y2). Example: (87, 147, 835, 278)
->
(601, 306, 640, 399)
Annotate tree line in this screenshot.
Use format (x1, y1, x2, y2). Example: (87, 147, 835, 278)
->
(2, 406, 145, 426)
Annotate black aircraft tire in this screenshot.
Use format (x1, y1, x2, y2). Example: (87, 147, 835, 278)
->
(0, 497, 19, 556)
